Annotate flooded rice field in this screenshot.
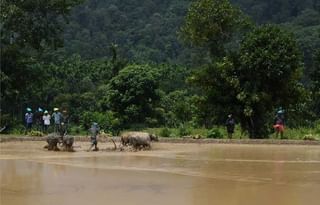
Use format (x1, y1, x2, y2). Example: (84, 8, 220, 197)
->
(1, 141, 320, 205)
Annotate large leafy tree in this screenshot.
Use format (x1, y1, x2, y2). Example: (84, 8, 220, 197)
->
(188, 58, 240, 128)
(188, 23, 304, 137)
(236, 25, 304, 138)
(102, 64, 161, 126)
(181, 0, 305, 138)
(180, 0, 249, 128)
(180, 0, 248, 58)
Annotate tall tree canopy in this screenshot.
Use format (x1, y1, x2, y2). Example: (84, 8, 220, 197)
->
(180, 0, 248, 58)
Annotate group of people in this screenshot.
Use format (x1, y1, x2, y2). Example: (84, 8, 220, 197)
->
(24, 107, 69, 134)
(225, 107, 285, 139)
(25, 106, 100, 151)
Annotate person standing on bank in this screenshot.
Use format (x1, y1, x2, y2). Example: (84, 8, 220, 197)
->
(273, 109, 285, 139)
(225, 114, 235, 139)
(42, 110, 51, 134)
(35, 107, 43, 132)
(25, 107, 33, 134)
(52, 108, 62, 134)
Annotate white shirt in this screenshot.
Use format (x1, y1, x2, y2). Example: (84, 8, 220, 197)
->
(43, 115, 51, 125)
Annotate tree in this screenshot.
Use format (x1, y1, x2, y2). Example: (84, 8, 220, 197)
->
(311, 48, 320, 117)
(180, 0, 250, 128)
(189, 25, 304, 138)
(159, 90, 194, 127)
(102, 64, 161, 126)
(180, 0, 249, 58)
(188, 57, 240, 128)
(237, 25, 304, 138)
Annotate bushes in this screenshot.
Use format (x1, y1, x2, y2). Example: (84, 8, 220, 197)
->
(207, 128, 224, 139)
(178, 124, 192, 137)
(80, 111, 122, 135)
(159, 127, 171, 138)
(69, 125, 84, 135)
(314, 120, 320, 134)
(156, 126, 226, 138)
(28, 130, 44, 137)
(159, 124, 192, 137)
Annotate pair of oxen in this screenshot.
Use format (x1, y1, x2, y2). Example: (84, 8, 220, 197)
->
(120, 132, 158, 150)
(45, 133, 74, 152)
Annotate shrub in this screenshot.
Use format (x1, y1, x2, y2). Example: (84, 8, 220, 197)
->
(315, 120, 320, 134)
(178, 124, 191, 137)
(29, 130, 44, 137)
(69, 125, 84, 135)
(80, 111, 123, 136)
(10, 124, 26, 135)
(303, 134, 319, 141)
(160, 127, 171, 138)
(207, 128, 223, 139)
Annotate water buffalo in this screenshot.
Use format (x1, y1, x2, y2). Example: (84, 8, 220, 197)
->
(46, 133, 60, 151)
(120, 132, 158, 150)
(45, 133, 74, 152)
(61, 135, 74, 152)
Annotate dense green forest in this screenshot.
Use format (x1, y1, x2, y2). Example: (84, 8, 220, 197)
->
(1, 0, 319, 138)
(60, 0, 320, 67)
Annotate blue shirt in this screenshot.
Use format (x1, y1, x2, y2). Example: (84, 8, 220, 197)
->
(52, 112, 62, 124)
(25, 113, 33, 124)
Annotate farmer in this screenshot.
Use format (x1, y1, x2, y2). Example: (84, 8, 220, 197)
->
(52, 108, 62, 134)
(57, 109, 70, 140)
(87, 122, 100, 151)
(25, 107, 33, 134)
(273, 109, 285, 139)
(225, 114, 235, 139)
(61, 109, 70, 129)
(42, 110, 51, 133)
(58, 122, 68, 142)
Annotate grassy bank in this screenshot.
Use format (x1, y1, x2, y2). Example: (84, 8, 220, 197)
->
(3, 123, 320, 141)
(143, 125, 320, 141)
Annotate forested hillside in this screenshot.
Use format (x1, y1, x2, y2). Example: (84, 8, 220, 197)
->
(1, 0, 319, 138)
(61, 0, 320, 69)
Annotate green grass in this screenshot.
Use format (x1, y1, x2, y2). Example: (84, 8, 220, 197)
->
(143, 125, 248, 139)
(144, 124, 320, 140)
(281, 127, 320, 140)
(3, 121, 320, 141)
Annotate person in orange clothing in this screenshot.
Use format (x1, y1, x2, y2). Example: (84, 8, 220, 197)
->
(273, 109, 285, 139)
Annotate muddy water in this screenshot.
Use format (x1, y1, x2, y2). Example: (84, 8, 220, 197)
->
(0, 142, 319, 205)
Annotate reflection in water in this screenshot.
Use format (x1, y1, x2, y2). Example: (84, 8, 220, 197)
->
(0, 142, 320, 205)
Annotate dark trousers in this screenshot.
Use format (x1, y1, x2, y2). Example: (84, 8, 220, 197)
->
(25, 123, 32, 133)
(54, 124, 61, 134)
(43, 125, 50, 133)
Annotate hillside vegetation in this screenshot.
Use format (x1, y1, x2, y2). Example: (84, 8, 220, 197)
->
(1, 0, 319, 138)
